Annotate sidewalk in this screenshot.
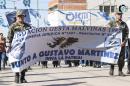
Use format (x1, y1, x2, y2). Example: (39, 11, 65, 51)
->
(0, 64, 130, 86)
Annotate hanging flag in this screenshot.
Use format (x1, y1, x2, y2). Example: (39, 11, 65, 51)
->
(0, 16, 8, 27)
(97, 12, 111, 20)
(0, 0, 6, 9)
(5, 11, 16, 25)
(23, 0, 30, 7)
(43, 18, 50, 26)
(6, 9, 31, 25)
(29, 9, 41, 19)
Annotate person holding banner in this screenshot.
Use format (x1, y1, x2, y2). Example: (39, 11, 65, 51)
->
(7, 10, 31, 83)
(107, 9, 129, 76)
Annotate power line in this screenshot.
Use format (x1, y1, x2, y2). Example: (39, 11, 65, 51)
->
(0, 8, 50, 11)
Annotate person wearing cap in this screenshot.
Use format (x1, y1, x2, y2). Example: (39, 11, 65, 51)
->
(107, 9, 129, 76)
(7, 9, 31, 83)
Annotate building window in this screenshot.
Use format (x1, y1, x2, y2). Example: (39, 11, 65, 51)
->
(111, 6, 115, 12)
(99, 5, 116, 15)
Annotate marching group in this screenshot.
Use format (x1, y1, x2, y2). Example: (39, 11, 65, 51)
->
(0, 8, 130, 84)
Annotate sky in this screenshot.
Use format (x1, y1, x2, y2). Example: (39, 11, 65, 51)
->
(0, 0, 51, 37)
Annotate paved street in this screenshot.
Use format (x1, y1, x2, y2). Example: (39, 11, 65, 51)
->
(0, 63, 130, 86)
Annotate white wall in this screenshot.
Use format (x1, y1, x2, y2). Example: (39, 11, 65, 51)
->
(87, 0, 130, 25)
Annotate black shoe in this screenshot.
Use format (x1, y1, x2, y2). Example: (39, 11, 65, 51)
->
(118, 71, 125, 76)
(15, 79, 19, 83)
(97, 65, 101, 68)
(28, 67, 32, 70)
(21, 79, 27, 83)
(127, 71, 130, 74)
(109, 70, 114, 76)
(14, 75, 19, 83)
(93, 64, 96, 68)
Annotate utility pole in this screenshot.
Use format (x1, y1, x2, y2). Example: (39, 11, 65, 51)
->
(114, 0, 117, 10)
(37, 0, 39, 28)
(103, 0, 104, 12)
(109, 0, 111, 14)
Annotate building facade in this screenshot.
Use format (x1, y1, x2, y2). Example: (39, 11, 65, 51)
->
(48, 0, 87, 12)
(87, 0, 130, 21)
(48, 0, 130, 26)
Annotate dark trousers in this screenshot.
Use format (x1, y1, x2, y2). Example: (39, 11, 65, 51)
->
(52, 61, 58, 67)
(110, 46, 125, 71)
(2, 52, 7, 69)
(128, 39, 130, 71)
(15, 69, 27, 83)
(73, 60, 80, 67)
(41, 61, 48, 68)
(66, 60, 72, 67)
(3, 59, 7, 69)
(0, 52, 2, 70)
(0, 52, 7, 70)
(0, 59, 1, 70)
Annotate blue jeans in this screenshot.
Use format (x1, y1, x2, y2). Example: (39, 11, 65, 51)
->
(0, 52, 6, 70)
(80, 60, 86, 65)
(0, 52, 2, 70)
(128, 39, 130, 71)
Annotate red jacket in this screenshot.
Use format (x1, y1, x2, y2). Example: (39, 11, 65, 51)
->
(0, 37, 6, 52)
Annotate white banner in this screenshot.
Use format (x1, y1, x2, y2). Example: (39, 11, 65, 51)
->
(7, 26, 122, 72)
(48, 10, 111, 27)
(48, 10, 91, 26)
